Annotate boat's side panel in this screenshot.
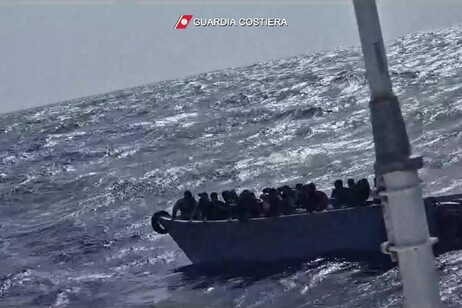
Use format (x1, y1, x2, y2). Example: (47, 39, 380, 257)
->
(161, 206, 387, 264)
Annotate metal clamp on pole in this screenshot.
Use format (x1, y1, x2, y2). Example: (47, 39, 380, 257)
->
(382, 237, 439, 254)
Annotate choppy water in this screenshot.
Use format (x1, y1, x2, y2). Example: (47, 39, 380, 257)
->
(2, 25, 462, 308)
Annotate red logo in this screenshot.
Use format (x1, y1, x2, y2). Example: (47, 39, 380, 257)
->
(175, 15, 193, 29)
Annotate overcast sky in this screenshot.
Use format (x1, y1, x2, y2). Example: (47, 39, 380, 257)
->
(1, 0, 462, 114)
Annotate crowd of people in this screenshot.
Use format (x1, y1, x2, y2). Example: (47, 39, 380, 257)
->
(171, 178, 373, 221)
(330, 178, 372, 208)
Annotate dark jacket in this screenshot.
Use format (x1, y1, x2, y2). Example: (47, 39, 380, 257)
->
(172, 197, 198, 220)
(331, 187, 349, 208)
(210, 200, 230, 220)
(198, 197, 212, 220)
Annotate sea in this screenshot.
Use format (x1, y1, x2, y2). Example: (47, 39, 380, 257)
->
(1, 25, 462, 308)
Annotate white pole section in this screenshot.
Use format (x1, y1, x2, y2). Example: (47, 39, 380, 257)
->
(352, 1, 441, 308)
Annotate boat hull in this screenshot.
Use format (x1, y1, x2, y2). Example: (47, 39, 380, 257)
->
(160, 206, 391, 265)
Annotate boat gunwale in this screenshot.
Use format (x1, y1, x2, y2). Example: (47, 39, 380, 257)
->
(158, 192, 462, 225)
(162, 204, 382, 224)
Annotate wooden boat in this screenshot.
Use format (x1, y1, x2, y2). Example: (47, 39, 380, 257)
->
(151, 193, 462, 265)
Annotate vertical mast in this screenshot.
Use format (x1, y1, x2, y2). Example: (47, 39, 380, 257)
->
(352, 0, 441, 307)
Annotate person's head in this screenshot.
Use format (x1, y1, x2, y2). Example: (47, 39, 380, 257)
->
(307, 182, 316, 192)
(264, 188, 278, 198)
(240, 190, 251, 198)
(334, 179, 343, 189)
(210, 192, 218, 201)
(184, 190, 193, 198)
(359, 178, 370, 188)
(295, 183, 303, 190)
(347, 178, 355, 188)
(230, 189, 238, 199)
(222, 190, 230, 200)
(198, 192, 209, 199)
(262, 187, 271, 194)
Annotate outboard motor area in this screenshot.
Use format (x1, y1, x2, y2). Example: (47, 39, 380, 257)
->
(151, 211, 171, 234)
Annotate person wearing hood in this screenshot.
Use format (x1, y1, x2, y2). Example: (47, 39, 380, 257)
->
(303, 183, 329, 212)
(331, 179, 348, 208)
(210, 192, 230, 220)
(236, 190, 261, 221)
(198, 192, 212, 221)
(346, 178, 359, 206)
(356, 178, 371, 206)
(280, 186, 296, 215)
(266, 188, 283, 217)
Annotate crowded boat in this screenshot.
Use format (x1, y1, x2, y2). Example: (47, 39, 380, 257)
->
(171, 178, 375, 221)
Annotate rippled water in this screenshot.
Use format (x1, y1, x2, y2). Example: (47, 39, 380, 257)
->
(2, 25, 462, 308)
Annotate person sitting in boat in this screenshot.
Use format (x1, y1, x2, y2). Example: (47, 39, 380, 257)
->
(210, 192, 230, 220)
(266, 188, 284, 217)
(299, 185, 311, 211)
(236, 190, 260, 221)
(260, 193, 271, 213)
(295, 183, 304, 208)
(172, 190, 199, 220)
(249, 191, 264, 218)
(280, 186, 296, 215)
(330, 179, 348, 208)
(347, 178, 355, 190)
(346, 178, 359, 207)
(304, 183, 329, 212)
(280, 185, 296, 199)
(221, 190, 231, 204)
(230, 189, 239, 205)
(276, 186, 286, 196)
(222, 190, 235, 219)
(356, 178, 371, 205)
(198, 192, 212, 221)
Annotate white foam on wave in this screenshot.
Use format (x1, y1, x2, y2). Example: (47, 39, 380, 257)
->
(126, 121, 157, 130)
(115, 146, 139, 159)
(430, 179, 462, 195)
(154, 113, 198, 127)
(0, 270, 32, 296)
(105, 245, 153, 262)
(51, 289, 77, 308)
(44, 131, 86, 148)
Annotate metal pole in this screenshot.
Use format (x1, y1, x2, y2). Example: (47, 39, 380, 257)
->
(351, 1, 441, 307)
